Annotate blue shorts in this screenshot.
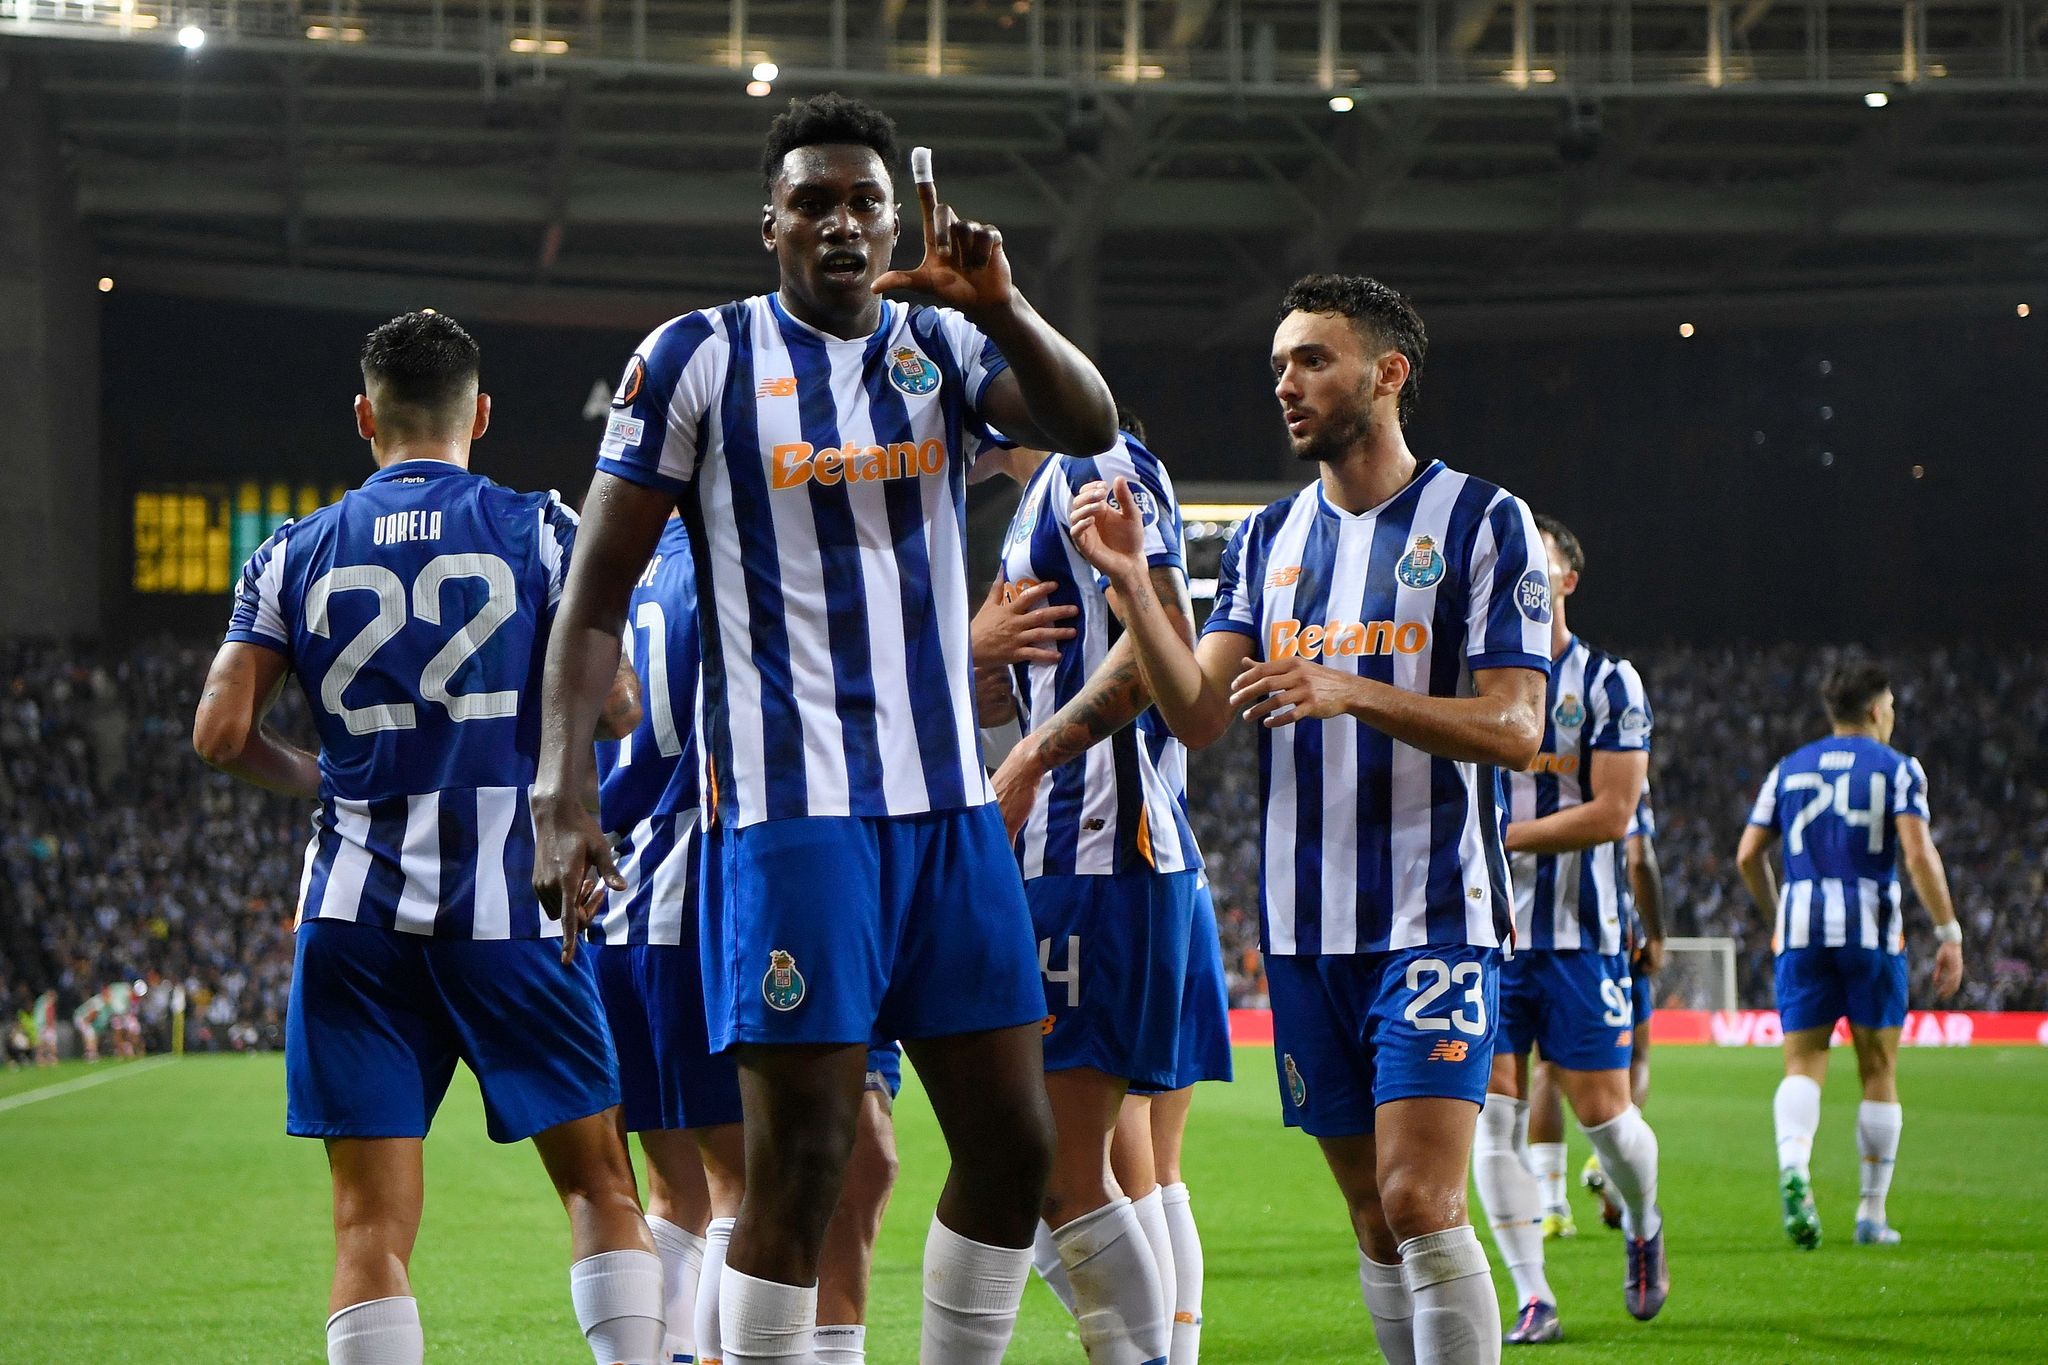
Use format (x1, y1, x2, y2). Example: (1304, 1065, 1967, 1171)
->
(1776, 946, 1908, 1033)
(704, 807, 1044, 1051)
(286, 919, 618, 1144)
(1632, 970, 1655, 1028)
(1131, 880, 1234, 1094)
(1266, 945, 1499, 1138)
(591, 941, 742, 1134)
(1500, 948, 1635, 1073)
(1029, 869, 1200, 1090)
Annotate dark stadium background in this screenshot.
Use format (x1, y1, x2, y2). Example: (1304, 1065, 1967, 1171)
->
(103, 290, 2048, 642)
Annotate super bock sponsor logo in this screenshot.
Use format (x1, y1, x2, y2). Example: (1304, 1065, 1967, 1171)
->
(1516, 568, 1553, 624)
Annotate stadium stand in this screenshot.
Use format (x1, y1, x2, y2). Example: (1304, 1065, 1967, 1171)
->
(3, 638, 2042, 1049)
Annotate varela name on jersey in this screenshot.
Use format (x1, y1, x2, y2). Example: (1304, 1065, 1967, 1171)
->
(1000, 434, 1202, 878)
(1507, 636, 1652, 955)
(1203, 460, 1552, 956)
(1750, 735, 1931, 953)
(597, 294, 1012, 830)
(590, 517, 705, 948)
(225, 459, 578, 938)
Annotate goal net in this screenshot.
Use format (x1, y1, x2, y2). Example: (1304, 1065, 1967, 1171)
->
(1654, 936, 1737, 1011)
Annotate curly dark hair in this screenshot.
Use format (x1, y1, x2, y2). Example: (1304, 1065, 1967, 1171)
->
(1534, 513, 1584, 576)
(761, 92, 902, 191)
(359, 311, 479, 417)
(1277, 274, 1427, 427)
(1821, 660, 1891, 726)
(1114, 400, 1146, 443)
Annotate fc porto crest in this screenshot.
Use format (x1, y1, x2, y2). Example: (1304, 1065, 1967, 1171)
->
(1553, 693, 1585, 729)
(887, 346, 941, 397)
(761, 949, 807, 1012)
(1283, 1053, 1308, 1108)
(1395, 534, 1446, 590)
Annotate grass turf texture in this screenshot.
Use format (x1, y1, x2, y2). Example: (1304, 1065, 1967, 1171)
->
(2, 1047, 2044, 1363)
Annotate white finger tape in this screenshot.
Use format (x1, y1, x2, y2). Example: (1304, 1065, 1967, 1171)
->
(911, 146, 934, 183)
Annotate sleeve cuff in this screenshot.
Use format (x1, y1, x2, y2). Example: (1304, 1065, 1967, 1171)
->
(1468, 650, 1550, 674)
(1145, 550, 1184, 571)
(222, 630, 289, 654)
(596, 456, 690, 497)
(970, 352, 1013, 410)
(1591, 738, 1652, 753)
(1200, 616, 1257, 641)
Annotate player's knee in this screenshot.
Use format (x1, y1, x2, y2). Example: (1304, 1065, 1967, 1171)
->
(1376, 1167, 1465, 1245)
(840, 1134, 900, 1228)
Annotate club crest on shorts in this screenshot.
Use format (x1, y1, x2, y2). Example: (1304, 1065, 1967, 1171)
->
(762, 949, 806, 1012)
(1395, 534, 1446, 590)
(1283, 1053, 1308, 1108)
(887, 347, 941, 397)
(1553, 693, 1585, 729)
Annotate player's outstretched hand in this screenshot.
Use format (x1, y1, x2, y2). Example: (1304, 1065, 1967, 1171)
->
(871, 148, 1015, 313)
(531, 796, 625, 966)
(1932, 939, 1963, 999)
(1069, 476, 1147, 584)
(972, 577, 1078, 668)
(1230, 657, 1360, 728)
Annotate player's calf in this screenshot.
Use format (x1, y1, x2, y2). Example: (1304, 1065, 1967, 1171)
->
(534, 1110, 665, 1365)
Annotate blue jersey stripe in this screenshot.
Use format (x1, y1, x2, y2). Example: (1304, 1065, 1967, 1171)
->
(436, 787, 479, 937)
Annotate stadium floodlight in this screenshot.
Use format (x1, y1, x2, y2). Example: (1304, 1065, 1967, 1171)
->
(752, 60, 779, 82)
(1678, 322, 1695, 338)
(98, 276, 113, 293)
(1328, 95, 1355, 112)
(746, 80, 773, 97)
(177, 23, 205, 49)
(1864, 90, 1889, 107)
(2020, 303, 2032, 318)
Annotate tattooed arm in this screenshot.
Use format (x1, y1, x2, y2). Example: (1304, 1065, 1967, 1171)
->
(989, 566, 1195, 838)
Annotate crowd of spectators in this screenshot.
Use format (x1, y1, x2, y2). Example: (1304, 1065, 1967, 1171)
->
(2, 638, 2042, 1054)
(1189, 642, 2048, 1012)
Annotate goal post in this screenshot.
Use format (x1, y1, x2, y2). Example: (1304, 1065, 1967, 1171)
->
(1656, 936, 1737, 1011)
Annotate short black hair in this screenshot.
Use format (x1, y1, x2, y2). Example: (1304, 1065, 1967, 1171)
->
(1821, 661, 1891, 726)
(1114, 400, 1146, 444)
(360, 311, 479, 422)
(761, 92, 901, 191)
(1277, 274, 1427, 426)
(1534, 513, 1584, 576)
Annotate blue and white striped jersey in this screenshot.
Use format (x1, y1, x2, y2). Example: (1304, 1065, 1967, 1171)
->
(998, 437, 1202, 878)
(596, 294, 1009, 829)
(1628, 789, 1656, 842)
(1202, 461, 1552, 956)
(591, 517, 703, 946)
(1506, 636, 1652, 955)
(1749, 735, 1930, 955)
(224, 459, 578, 938)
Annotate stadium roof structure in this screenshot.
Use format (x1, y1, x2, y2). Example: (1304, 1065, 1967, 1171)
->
(7, 0, 2047, 344)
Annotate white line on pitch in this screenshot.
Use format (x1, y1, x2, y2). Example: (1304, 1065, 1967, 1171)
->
(0, 1056, 180, 1115)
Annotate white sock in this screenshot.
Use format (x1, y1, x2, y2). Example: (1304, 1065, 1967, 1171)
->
(1583, 1105, 1662, 1241)
(1051, 1198, 1171, 1365)
(1130, 1187, 1178, 1338)
(813, 1324, 865, 1365)
(1857, 1100, 1903, 1225)
(719, 1266, 816, 1364)
(920, 1215, 1032, 1365)
(1032, 1219, 1080, 1317)
(1527, 1142, 1569, 1217)
(1356, 1253, 1415, 1365)
(697, 1217, 736, 1365)
(1774, 1075, 1822, 1177)
(648, 1216, 707, 1365)
(570, 1250, 667, 1365)
(326, 1295, 423, 1365)
(1160, 1183, 1205, 1365)
(1473, 1095, 1553, 1307)
(1510, 1101, 1531, 1169)
(1399, 1227, 1501, 1365)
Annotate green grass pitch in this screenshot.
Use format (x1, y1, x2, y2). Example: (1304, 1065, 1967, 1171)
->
(3, 1046, 2045, 1362)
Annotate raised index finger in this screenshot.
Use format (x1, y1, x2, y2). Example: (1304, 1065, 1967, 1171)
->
(910, 146, 940, 253)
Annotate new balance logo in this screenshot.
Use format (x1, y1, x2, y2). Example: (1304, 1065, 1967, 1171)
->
(756, 376, 798, 397)
(1427, 1040, 1470, 1062)
(1268, 565, 1301, 588)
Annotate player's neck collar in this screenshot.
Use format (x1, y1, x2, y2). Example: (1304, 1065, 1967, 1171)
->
(1314, 457, 1440, 521)
(770, 290, 893, 343)
(367, 457, 469, 484)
